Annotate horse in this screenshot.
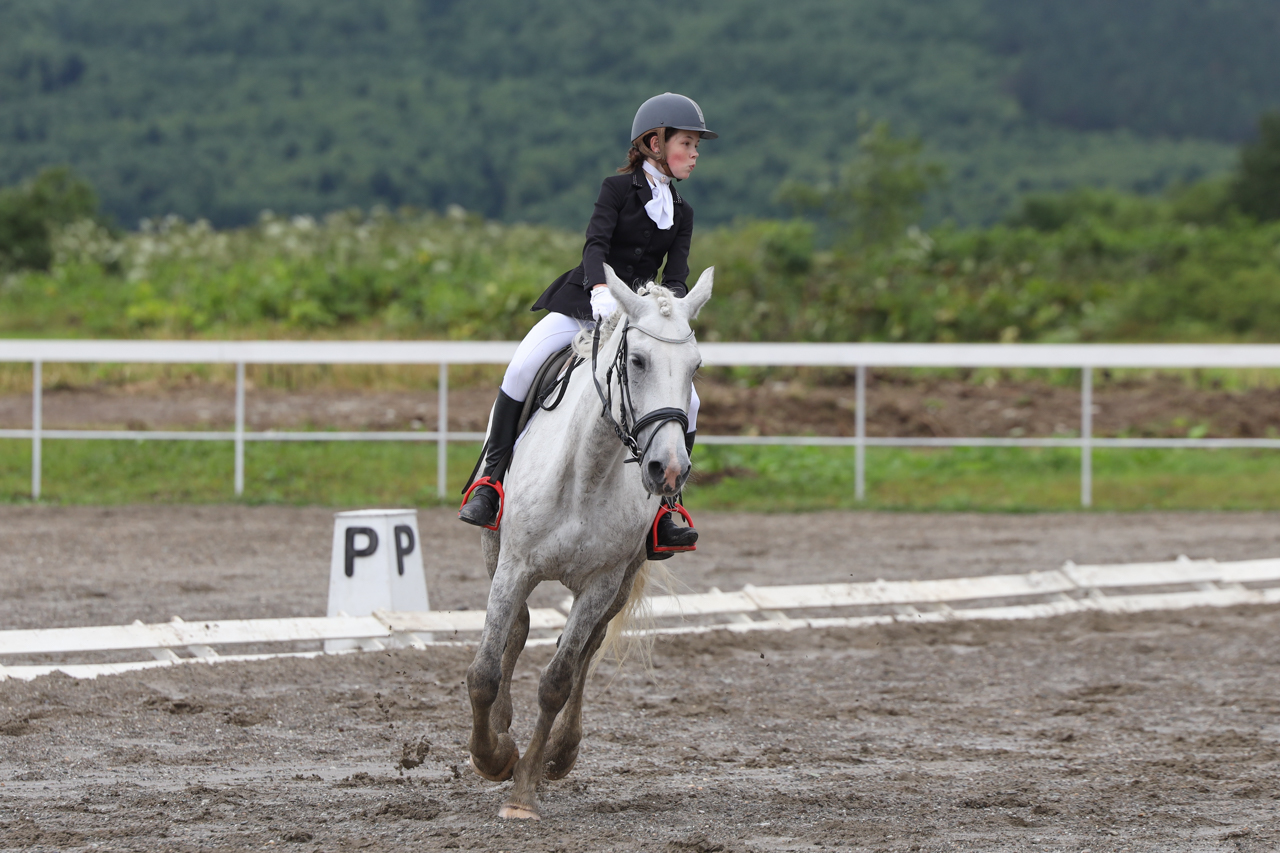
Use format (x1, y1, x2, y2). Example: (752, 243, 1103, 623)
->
(464, 263, 713, 820)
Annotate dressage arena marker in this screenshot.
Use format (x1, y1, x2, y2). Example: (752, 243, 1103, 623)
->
(325, 509, 429, 651)
(3, 556, 1280, 681)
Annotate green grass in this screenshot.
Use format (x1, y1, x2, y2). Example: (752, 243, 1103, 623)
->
(689, 445, 1280, 511)
(0, 439, 484, 507)
(6, 438, 1280, 511)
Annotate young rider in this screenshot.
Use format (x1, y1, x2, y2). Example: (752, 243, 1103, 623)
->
(458, 93, 714, 557)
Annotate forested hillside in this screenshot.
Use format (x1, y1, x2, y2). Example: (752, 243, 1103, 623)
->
(1, 0, 1275, 229)
(989, 0, 1280, 141)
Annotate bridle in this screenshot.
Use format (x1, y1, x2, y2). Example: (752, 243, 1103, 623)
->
(591, 319, 694, 465)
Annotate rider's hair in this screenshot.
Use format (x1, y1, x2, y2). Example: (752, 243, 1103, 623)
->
(617, 127, 680, 173)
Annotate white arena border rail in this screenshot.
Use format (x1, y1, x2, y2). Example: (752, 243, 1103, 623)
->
(2, 555, 1279, 682)
(6, 340, 1280, 505)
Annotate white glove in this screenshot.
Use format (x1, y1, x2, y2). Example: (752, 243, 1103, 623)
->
(590, 285, 618, 322)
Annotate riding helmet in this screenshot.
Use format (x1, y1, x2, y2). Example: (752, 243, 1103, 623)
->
(630, 93, 718, 144)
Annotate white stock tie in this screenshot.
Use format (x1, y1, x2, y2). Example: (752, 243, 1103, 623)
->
(642, 161, 674, 230)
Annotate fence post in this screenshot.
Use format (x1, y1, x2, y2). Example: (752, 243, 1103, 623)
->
(1081, 366, 1092, 508)
(437, 363, 449, 499)
(855, 364, 866, 501)
(31, 361, 42, 501)
(234, 362, 246, 497)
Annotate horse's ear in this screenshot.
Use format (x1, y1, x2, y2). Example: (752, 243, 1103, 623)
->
(605, 263, 647, 318)
(680, 266, 714, 320)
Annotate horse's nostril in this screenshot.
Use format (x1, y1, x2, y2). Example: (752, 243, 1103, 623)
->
(647, 460, 664, 483)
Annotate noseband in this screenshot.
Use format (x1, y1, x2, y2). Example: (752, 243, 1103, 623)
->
(591, 320, 693, 465)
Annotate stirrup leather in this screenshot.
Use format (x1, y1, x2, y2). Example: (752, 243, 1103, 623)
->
(650, 502, 696, 553)
(460, 477, 505, 531)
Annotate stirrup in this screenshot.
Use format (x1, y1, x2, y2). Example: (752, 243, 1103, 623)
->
(459, 477, 505, 531)
(650, 502, 696, 554)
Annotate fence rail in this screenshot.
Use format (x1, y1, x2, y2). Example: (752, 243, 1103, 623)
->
(6, 340, 1280, 506)
(4, 555, 1279, 681)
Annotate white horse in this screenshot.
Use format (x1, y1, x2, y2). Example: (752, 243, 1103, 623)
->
(465, 264, 713, 820)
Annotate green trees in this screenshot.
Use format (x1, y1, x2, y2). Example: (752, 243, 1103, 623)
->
(0, 166, 99, 270)
(0, 0, 1257, 229)
(1231, 112, 1280, 222)
(988, 0, 1280, 142)
(780, 121, 944, 250)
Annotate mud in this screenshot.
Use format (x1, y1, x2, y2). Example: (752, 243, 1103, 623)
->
(7, 373, 1280, 438)
(2, 507, 1280, 850)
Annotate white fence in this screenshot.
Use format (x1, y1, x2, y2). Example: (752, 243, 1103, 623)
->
(5, 340, 1280, 506)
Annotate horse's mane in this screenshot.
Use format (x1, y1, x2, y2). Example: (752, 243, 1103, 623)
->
(643, 282, 677, 318)
(572, 314, 615, 359)
(571, 282, 680, 360)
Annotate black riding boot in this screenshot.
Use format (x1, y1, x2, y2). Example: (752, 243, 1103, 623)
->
(458, 389, 523, 528)
(649, 430, 699, 559)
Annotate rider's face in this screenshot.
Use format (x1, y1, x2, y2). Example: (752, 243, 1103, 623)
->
(659, 130, 700, 180)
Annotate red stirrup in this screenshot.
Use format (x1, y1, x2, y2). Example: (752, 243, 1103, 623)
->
(460, 477, 505, 531)
(650, 502, 697, 553)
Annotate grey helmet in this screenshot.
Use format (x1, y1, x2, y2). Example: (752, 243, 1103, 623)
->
(630, 93, 718, 144)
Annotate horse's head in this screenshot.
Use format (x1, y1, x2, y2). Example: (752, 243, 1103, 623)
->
(603, 263, 713, 497)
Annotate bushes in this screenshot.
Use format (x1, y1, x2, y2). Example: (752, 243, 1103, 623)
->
(6, 176, 1280, 345)
(3, 206, 580, 339)
(0, 167, 99, 270)
(692, 190, 1280, 344)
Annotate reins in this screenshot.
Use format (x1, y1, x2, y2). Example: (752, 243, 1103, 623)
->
(591, 319, 693, 465)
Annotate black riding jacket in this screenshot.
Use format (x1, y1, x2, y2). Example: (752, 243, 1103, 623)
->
(531, 170, 693, 320)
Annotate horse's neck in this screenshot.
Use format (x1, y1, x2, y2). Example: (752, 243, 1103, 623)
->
(515, 322, 649, 504)
(560, 332, 634, 495)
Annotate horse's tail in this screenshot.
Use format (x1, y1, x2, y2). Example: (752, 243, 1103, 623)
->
(595, 559, 673, 673)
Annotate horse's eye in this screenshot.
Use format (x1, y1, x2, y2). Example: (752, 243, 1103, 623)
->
(630, 356, 646, 370)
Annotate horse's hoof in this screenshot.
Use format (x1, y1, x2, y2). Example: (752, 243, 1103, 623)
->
(498, 802, 541, 820)
(469, 745, 519, 782)
(543, 747, 579, 781)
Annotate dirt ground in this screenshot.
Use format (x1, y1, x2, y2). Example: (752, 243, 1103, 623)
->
(1, 507, 1279, 851)
(6, 373, 1280, 438)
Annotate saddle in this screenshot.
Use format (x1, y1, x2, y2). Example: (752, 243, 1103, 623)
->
(462, 346, 583, 496)
(516, 345, 583, 435)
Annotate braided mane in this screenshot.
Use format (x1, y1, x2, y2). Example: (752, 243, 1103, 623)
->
(571, 281, 678, 358)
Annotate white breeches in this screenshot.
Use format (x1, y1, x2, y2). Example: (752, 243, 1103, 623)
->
(500, 312, 699, 433)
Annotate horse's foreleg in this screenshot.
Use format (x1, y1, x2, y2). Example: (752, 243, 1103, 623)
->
(498, 645, 576, 820)
(493, 603, 530, 735)
(467, 566, 530, 782)
(544, 577, 634, 781)
(542, 618, 606, 781)
(501, 572, 638, 819)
